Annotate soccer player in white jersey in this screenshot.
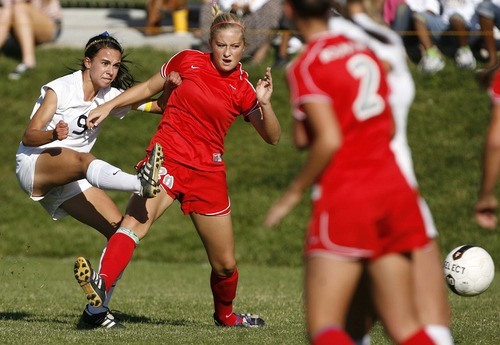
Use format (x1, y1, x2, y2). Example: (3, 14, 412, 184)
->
(328, 1, 453, 344)
(15, 32, 166, 328)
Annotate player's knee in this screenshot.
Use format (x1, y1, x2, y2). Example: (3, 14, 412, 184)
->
(212, 260, 236, 277)
(80, 152, 97, 169)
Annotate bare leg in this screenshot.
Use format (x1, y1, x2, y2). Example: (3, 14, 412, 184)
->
(61, 187, 123, 239)
(12, 3, 56, 67)
(33, 148, 95, 197)
(0, 6, 13, 48)
(305, 256, 363, 340)
(450, 16, 469, 48)
(479, 15, 498, 68)
(191, 213, 236, 275)
(368, 253, 421, 344)
(413, 240, 451, 326)
(145, 0, 164, 36)
(414, 19, 435, 51)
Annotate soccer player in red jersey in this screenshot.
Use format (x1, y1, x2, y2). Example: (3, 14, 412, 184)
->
(73, 4, 280, 327)
(475, 68, 500, 229)
(264, 0, 440, 344)
(327, 2, 453, 345)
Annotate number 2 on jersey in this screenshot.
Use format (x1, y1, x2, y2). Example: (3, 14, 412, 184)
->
(347, 54, 385, 121)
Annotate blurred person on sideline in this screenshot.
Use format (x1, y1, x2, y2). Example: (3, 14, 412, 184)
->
(413, 0, 482, 74)
(144, 0, 189, 36)
(264, 0, 442, 344)
(330, 1, 454, 344)
(475, 68, 500, 229)
(476, 0, 500, 73)
(0, 0, 62, 80)
(15, 32, 166, 328)
(196, 0, 282, 65)
(382, 0, 440, 51)
(73, 4, 281, 328)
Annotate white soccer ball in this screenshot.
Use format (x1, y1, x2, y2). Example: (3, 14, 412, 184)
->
(443, 245, 495, 297)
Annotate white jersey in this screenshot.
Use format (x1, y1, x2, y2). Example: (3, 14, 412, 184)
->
(328, 15, 438, 238)
(16, 70, 130, 155)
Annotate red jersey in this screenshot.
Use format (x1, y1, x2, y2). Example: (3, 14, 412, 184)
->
(150, 49, 259, 171)
(287, 32, 395, 191)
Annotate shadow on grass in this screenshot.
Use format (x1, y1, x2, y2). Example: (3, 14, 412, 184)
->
(0, 311, 31, 320)
(76, 310, 196, 329)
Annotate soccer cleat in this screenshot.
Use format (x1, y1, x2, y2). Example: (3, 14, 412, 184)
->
(74, 257, 106, 308)
(138, 142, 163, 198)
(80, 307, 125, 329)
(419, 49, 445, 74)
(214, 313, 266, 328)
(8, 63, 32, 80)
(455, 46, 476, 70)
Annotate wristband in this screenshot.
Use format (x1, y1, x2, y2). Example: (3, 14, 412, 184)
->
(136, 101, 153, 112)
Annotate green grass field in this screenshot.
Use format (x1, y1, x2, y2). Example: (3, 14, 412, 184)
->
(0, 45, 498, 344)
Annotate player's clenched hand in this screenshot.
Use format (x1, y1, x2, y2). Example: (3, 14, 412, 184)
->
(86, 103, 114, 129)
(53, 120, 69, 140)
(166, 71, 182, 89)
(256, 67, 273, 106)
(474, 194, 498, 230)
(158, 71, 182, 111)
(264, 189, 303, 228)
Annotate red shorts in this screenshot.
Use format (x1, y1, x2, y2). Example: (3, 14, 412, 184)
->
(305, 172, 429, 260)
(137, 156, 230, 216)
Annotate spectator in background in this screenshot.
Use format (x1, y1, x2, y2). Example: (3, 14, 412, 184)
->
(383, 0, 440, 42)
(196, 0, 282, 65)
(144, 0, 188, 36)
(273, 15, 294, 69)
(476, 0, 500, 71)
(0, 0, 62, 80)
(413, 0, 482, 74)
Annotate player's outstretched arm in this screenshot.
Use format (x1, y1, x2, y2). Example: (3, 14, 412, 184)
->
(87, 72, 166, 128)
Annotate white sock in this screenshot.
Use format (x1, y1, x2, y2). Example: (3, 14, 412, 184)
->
(354, 334, 371, 345)
(425, 324, 454, 345)
(86, 159, 141, 193)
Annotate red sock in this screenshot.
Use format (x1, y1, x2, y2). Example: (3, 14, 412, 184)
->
(100, 230, 137, 292)
(401, 328, 436, 345)
(211, 267, 238, 326)
(313, 327, 354, 345)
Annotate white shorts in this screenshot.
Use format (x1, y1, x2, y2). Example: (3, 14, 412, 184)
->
(16, 146, 92, 220)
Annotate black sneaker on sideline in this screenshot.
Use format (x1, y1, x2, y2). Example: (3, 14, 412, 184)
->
(138, 142, 163, 198)
(80, 307, 125, 329)
(214, 313, 265, 328)
(74, 257, 106, 308)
